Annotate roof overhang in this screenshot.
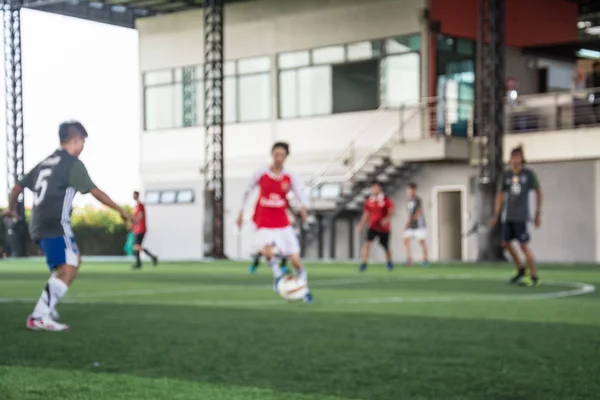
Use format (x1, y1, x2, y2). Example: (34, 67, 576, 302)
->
(21, 0, 249, 29)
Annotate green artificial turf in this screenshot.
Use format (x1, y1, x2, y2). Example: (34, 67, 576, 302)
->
(0, 261, 599, 400)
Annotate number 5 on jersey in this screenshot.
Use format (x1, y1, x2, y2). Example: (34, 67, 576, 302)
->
(33, 169, 52, 206)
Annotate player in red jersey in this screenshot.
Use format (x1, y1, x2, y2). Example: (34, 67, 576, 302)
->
(248, 200, 291, 275)
(132, 191, 158, 269)
(236, 142, 314, 302)
(357, 181, 395, 272)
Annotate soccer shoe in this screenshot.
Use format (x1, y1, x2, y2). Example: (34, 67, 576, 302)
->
(26, 315, 70, 332)
(421, 261, 429, 267)
(521, 276, 542, 287)
(509, 269, 526, 284)
(359, 263, 367, 272)
(50, 309, 60, 321)
(280, 265, 290, 275)
(132, 263, 142, 270)
(152, 256, 159, 267)
(386, 262, 394, 271)
(248, 264, 258, 274)
(295, 269, 307, 281)
(303, 292, 315, 303)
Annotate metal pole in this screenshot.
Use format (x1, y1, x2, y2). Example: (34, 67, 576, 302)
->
(3, 0, 26, 257)
(203, 0, 225, 258)
(476, 0, 505, 261)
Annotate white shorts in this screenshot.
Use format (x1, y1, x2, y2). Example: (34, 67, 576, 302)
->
(403, 228, 427, 240)
(257, 226, 300, 256)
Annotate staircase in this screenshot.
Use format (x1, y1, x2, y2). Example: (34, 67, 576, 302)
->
(291, 106, 423, 250)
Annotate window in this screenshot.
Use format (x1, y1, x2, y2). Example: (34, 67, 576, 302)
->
(145, 189, 195, 205)
(381, 53, 420, 108)
(160, 191, 177, 204)
(238, 74, 270, 121)
(298, 66, 332, 117)
(332, 60, 379, 114)
(143, 56, 271, 130)
(145, 191, 160, 205)
(144, 84, 183, 130)
(176, 189, 195, 203)
(278, 50, 310, 69)
(312, 45, 345, 65)
(277, 34, 421, 118)
(347, 40, 381, 61)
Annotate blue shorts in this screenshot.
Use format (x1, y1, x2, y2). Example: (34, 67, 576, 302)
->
(502, 222, 530, 244)
(37, 236, 80, 271)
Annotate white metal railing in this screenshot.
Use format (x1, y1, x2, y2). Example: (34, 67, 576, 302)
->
(506, 86, 600, 134)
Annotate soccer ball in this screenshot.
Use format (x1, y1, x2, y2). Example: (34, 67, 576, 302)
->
(277, 275, 309, 301)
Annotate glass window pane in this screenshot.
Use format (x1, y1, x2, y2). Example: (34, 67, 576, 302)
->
(176, 190, 194, 203)
(224, 76, 237, 123)
(144, 69, 173, 85)
(298, 66, 332, 117)
(437, 35, 454, 52)
(238, 56, 271, 74)
(312, 45, 345, 64)
(145, 191, 160, 205)
(195, 80, 205, 126)
(386, 35, 421, 54)
(380, 53, 420, 108)
(347, 41, 377, 61)
(174, 67, 183, 82)
(160, 190, 177, 204)
(279, 70, 298, 118)
(144, 84, 183, 130)
(278, 51, 310, 69)
(238, 73, 270, 122)
(457, 39, 474, 56)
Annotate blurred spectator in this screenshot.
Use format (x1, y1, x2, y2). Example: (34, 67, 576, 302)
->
(586, 62, 600, 123)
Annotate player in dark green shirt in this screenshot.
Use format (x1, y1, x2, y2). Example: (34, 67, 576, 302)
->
(1, 121, 131, 332)
(490, 147, 543, 287)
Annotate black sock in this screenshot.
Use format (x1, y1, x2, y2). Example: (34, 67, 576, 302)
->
(134, 250, 141, 266)
(516, 267, 526, 276)
(251, 254, 261, 267)
(280, 257, 287, 267)
(143, 248, 155, 259)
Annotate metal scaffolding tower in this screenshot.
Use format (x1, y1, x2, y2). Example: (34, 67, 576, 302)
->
(203, 0, 225, 258)
(476, 0, 505, 261)
(3, 0, 26, 257)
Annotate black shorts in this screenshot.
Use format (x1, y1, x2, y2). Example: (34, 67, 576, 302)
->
(134, 233, 145, 246)
(366, 229, 390, 249)
(502, 222, 529, 243)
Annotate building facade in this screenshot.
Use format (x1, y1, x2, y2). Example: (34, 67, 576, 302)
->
(137, 0, 600, 263)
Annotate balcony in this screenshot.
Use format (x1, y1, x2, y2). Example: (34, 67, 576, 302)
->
(504, 87, 600, 162)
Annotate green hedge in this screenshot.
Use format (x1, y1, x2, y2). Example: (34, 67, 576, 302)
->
(2, 206, 131, 256)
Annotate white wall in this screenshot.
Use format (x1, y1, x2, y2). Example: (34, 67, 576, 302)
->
(137, 0, 424, 69)
(137, 0, 426, 177)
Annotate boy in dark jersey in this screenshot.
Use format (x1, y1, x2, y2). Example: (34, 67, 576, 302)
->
(357, 181, 395, 271)
(403, 182, 428, 266)
(2, 121, 130, 331)
(490, 147, 543, 287)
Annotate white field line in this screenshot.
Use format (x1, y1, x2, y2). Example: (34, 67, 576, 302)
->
(0, 276, 594, 307)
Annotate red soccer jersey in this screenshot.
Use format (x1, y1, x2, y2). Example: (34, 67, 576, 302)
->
(133, 202, 147, 234)
(364, 194, 394, 233)
(243, 167, 306, 229)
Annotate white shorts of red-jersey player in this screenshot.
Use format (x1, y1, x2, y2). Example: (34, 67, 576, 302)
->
(242, 167, 307, 256)
(251, 213, 297, 255)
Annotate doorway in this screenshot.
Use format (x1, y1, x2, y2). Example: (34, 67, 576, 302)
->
(432, 186, 466, 261)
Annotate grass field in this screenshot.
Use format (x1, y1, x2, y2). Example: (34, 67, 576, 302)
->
(0, 260, 599, 400)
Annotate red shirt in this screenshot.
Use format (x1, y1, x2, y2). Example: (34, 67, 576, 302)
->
(243, 167, 306, 229)
(364, 194, 394, 233)
(133, 202, 147, 234)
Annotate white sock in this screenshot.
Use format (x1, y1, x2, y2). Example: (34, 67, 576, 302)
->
(269, 257, 283, 279)
(32, 276, 69, 319)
